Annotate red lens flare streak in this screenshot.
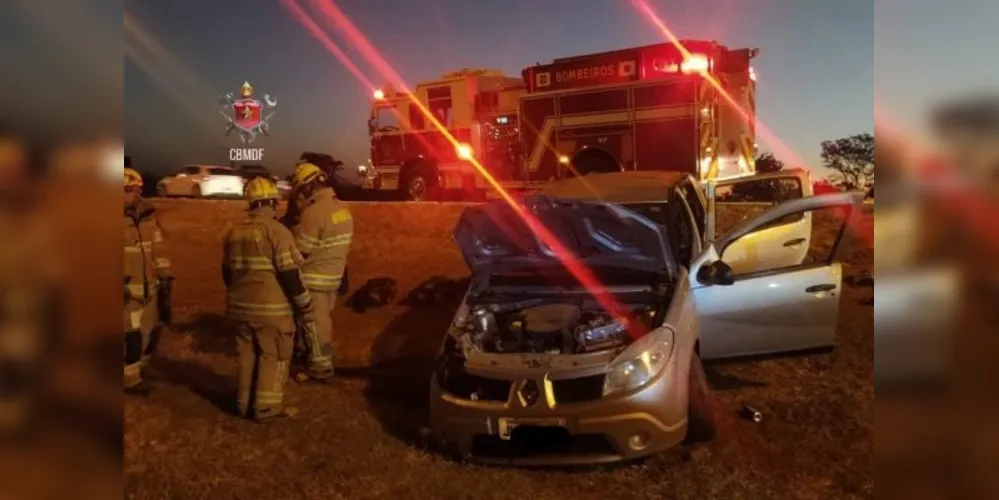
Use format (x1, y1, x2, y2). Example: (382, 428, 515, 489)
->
(632, 0, 875, 248)
(281, 0, 442, 168)
(630, 0, 802, 169)
(288, 0, 645, 338)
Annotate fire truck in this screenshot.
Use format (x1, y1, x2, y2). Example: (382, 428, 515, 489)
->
(361, 40, 759, 200)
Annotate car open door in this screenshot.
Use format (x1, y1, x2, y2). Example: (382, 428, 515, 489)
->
(704, 170, 813, 275)
(690, 191, 864, 361)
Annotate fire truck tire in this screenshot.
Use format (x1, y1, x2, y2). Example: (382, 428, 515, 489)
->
(399, 165, 439, 201)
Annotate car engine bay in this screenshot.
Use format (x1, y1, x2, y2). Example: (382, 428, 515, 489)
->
(455, 296, 664, 356)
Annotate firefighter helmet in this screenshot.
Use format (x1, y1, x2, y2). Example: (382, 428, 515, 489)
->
(244, 176, 280, 203)
(124, 168, 143, 189)
(291, 162, 325, 190)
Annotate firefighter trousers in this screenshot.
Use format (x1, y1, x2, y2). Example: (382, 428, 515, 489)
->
(235, 322, 293, 419)
(124, 292, 161, 389)
(304, 289, 335, 371)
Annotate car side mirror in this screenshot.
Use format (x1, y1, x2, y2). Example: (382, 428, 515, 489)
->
(696, 260, 735, 286)
(367, 118, 377, 135)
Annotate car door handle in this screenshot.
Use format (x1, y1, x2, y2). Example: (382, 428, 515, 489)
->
(783, 238, 807, 247)
(805, 283, 837, 293)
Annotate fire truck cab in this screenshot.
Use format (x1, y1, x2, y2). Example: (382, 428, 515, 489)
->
(364, 68, 525, 200)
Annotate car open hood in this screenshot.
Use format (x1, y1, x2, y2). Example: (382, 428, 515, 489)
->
(453, 195, 674, 277)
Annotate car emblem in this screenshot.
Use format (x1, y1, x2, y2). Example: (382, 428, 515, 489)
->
(518, 380, 541, 407)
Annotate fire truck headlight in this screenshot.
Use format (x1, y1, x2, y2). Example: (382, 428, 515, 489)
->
(373, 89, 385, 100)
(456, 143, 474, 160)
(558, 154, 570, 165)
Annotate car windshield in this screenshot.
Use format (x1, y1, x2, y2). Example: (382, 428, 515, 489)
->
(621, 202, 668, 226)
(208, 167, 236, 176)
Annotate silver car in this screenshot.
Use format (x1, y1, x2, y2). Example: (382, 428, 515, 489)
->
(429, 170, 864, 465)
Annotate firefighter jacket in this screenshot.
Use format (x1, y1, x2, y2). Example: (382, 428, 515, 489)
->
(291, 187, 353, 292)
(124, 200, 170, 304)
(222, 205, 313, 332)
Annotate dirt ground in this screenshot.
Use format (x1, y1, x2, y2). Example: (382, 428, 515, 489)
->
(124, 199, 873, 500)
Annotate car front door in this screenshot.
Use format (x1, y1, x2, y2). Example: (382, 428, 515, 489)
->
(690, 191, 864, 361)
(705, 170, 813, 275)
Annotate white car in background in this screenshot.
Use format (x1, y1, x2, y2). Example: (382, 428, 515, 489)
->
(156, 165, 246, 198)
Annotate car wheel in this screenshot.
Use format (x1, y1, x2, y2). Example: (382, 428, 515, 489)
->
(156, 184, 168, 197)
(683, 354, 716, 444)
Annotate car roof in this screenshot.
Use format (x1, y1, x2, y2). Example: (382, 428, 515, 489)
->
(537, 171, 693, 203)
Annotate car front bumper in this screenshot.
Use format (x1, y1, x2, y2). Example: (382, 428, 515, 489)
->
(428, 358, 687, 465)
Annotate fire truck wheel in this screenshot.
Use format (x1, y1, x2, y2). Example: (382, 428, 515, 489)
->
(401, 167, 438, 201)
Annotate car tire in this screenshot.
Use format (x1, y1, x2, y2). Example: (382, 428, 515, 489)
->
(683, 354, 716, 444)
(157, 184, 168, 197)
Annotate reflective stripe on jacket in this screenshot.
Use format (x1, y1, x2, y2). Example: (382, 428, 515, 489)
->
(222, 206, 308, 331)
(124, 200, 170, 302)
(291, 188, 353, 291)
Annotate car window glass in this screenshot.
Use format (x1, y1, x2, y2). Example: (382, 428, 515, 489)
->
(621, 203, 668, 226)
(715, 177, 803, 237)
(208, 167, 234, 176)
(183, 166, 201, 175)
(720, 204, 857, 277)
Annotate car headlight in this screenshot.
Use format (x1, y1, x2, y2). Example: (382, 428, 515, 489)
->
(602, 327, 675, 397)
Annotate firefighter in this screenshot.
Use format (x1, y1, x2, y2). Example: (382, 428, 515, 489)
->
(223, 177, 316, 421)
(288, 162, 353, 380)
(124, 167, 172, 395)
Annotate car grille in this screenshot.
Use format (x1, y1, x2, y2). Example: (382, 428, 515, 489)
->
(439, 370, 512, 402)
(551, 374, 605, 404)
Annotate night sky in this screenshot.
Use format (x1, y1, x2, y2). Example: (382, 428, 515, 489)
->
(5, 1, 879, 177)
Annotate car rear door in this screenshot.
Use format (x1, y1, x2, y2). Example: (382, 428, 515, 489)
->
(690, 191, 864, 361)
(704, 170, 813, 275)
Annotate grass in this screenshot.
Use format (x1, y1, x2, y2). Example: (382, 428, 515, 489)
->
(124, 199, 873, 500)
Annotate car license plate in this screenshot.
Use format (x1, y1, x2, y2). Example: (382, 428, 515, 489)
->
(497, 417, 566, 441)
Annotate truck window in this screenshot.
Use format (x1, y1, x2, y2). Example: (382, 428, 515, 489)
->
(427, 86, 453, 126)
(409, 104, 425, 130)
(375, 106, 401, 131)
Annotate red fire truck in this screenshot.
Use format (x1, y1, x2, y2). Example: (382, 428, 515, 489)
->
(361, 41, 759, 200)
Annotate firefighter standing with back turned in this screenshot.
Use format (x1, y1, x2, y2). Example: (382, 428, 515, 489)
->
(222, 177, 317, 422)
(288, 162, 352, 380)
(124, 167, 173, 395)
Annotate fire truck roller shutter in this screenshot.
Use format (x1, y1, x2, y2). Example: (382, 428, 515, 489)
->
(398, 158, 441, 201)
(570, 146, 622, 176)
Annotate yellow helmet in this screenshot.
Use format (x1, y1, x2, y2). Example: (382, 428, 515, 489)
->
(291, 162, 325, 190)
(244, 176, 280, 203)
(124, 168, 143, 189)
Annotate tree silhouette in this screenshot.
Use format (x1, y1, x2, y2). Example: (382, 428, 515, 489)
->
(754, 152, 785, 173)
(820, 133, 874, 190)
